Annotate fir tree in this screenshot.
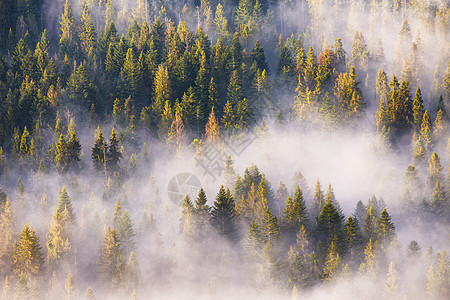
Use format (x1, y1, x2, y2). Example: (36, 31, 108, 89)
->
(12, 225, 44, 278)
(211, 186, 238, 240)
(98, 227, 125, 287)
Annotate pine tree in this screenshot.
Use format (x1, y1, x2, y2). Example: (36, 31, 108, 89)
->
(363, 206, 377, 242)
(420, 110, 432, 152)
(19, 126, 30, 157)
(224, 156, 237, 189)
(377, 208, 396, 246)
(67, 131, 81, 172)
(194, 188, 210, 238)
(426, 250, 449, 298)
(117, 209, 135, 257)
(204, 108, 220, 143)
(55, 133, 68, 172)
(428, 152, 444, 191)
(59, 0, 76, 58)
(310, 179, 324, 219)
(92, 127, 107, 173)
(261, 207, 280, 245)
(211, 186, 237, 240)
(65, 274, 76, 300)
(344, 216, 362, 261)
(78, 0, 96, 56)
(181, 195, 195, 241)
(57, 186, 77, 227)
(0, 198, 16, 272)
(12, 225, 44, 278)
(284, 186, 309, 235)
(359, 239, 378, 278)
(383, 262, 400, 299)
(107, 127, 122, 173)
(322, 241, 341, 281)
(98, 227, 125, 287)
(430, 180, 447, 219)
(315, 195, 344, 250)
(251, 40, 269, 74)
(412, 86, 425, 133)
(46, 208, 72, 272)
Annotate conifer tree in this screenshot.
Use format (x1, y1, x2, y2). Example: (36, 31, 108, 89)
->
(78, 0, 96, 56)
(430, 180, 447, 219)
(363, 206, 377, 242)
(46, 208, 72, 272)
(92, 127, 107, 173)
(12, 225, 44, 278)
(284, 186, 309, 235)
(0, 198, 16, 272)
(420, 110, 433, 152)
(117, 210, 135, 257)
(57, 186, 77, 227)
(194, 188, 210, 237)
(67, 131, 81, 172)
(211, 186, 237, 240)
(383, 262, 400, 299)
(310, 179, 324, 219)
(204, 108, 220, 143)
(377, 208, 396, 246)
(315, 194, 344, 250)
(55, 134, 68, 172)
(181, 195, 195, 241)
(359, 239, 378, 278)
(428, 152, 444, 191)
(412, 86, 425, 133)
(107, 127, 122, 173)
(65, 274, 76, 300)
(98, 227, 125, 287)
(261, 207, 280, 245)
(426, 250, 449, 298)
(323, 241, 341, 281)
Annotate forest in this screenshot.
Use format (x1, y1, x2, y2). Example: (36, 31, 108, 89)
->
(0, 0, 448, 299)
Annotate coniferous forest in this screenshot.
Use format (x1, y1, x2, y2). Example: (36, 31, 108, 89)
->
(0, 0, 449, 299)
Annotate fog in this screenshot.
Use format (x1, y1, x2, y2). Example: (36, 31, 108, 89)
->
(1, 0, 449, 299)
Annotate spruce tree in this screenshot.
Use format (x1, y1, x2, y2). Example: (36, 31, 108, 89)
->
(211, 186, 238, 240)
(98, 227, 125, 287)
(12, 225, 44, 278)
(107, 127, 122, 173)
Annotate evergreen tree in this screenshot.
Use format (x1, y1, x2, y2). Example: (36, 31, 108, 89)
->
(181, 195, 195, 241)
(261, 207, 280, 245)
(322, 241, 341, 281)
(211, 186, 238, 240)
(377, 208, 396, 246)
(359, 239, 378, 278)
(92, 126, 107, 173)
(194, 188, 210, 238)
(117, 210, 135, 257)
(412, 86, 425, 133)
(383, 262, 400, 299)
(283, 186, 309, 235)
(65, 274, 76, 300)
(46, 208, 72, 272)
(310, 179, 324, 218)
(315, 195, 344, 250)
(57, 185, 77, 227)
(67, 131, 81, 172)
(107, 127, 122, 173)
(430, 180, 447, 219)
(0, 198, 16, 272)
(426, 250, 449, 298)
(12, 225, 44, 278)
(98, 227, 125, 287)
(55, 133, 68, 172)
